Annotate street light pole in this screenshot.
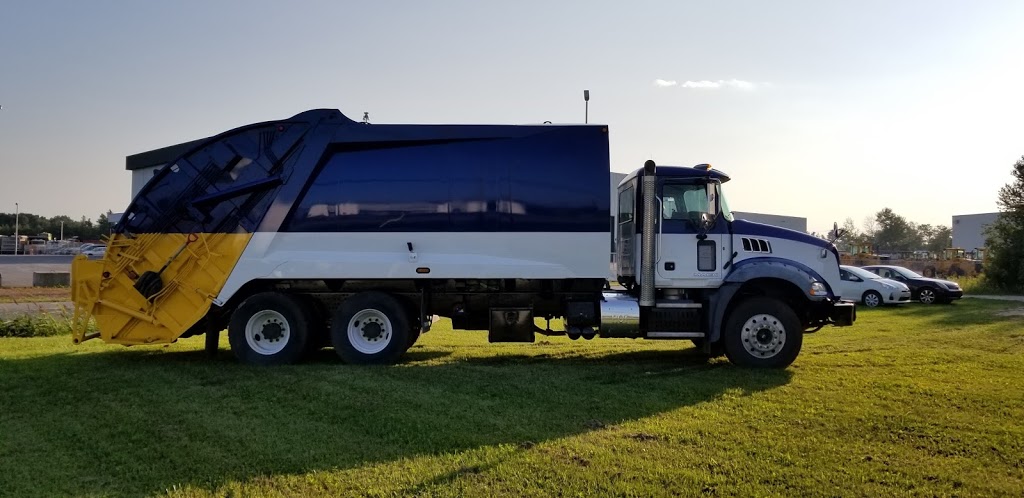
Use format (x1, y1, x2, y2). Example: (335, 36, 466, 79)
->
(583, 90, 590, 124)
(14, 202, 19, 255)
(60, 221, 64, 242)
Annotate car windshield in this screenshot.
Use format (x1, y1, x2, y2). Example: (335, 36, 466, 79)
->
(844, 266, 881, 280)
(893, 266, 923, 278)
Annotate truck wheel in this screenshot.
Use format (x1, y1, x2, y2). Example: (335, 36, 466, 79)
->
(861, 290, 883, 308)
(228, 292, 310, 366)
(723, 297, 802, 368)
(331, 292, 410, 365)
(406, 327, 422, 350)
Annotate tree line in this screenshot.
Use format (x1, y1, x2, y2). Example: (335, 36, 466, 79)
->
(837, 209, 952, 256)
(985, 156, 1024, 292)
(0, 211, 113, 241)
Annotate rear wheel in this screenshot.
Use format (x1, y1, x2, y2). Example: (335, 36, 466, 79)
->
(862, 290, 883, 308)
(228, 292, 311, 366)
(331, 292, 411, 365)
(723, 297, 802, 368)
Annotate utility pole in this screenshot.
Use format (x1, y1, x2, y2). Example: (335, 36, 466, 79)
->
(14, 202, 19, 255)
(60, 221, 64, 242)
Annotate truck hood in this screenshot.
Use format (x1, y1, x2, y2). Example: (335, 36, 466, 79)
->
(731, 219, 835, 253)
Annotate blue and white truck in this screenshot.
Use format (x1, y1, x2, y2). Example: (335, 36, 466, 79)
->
(70, 109, 855, 368)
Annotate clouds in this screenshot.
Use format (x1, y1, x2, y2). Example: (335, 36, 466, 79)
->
(654, 79, 760, 90)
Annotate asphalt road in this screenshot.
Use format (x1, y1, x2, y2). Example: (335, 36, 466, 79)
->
(0, 255, 74, 286)
(0, 255, 75, 265)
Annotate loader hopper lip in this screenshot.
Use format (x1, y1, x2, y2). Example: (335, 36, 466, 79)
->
(70, 233, 253, 346)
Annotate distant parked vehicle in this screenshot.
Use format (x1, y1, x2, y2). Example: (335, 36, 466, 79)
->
(74, 244, 99, 255)
(82, 246, 106, 258)
(838, 265, 911, 307)
(861, 265, 963, 304)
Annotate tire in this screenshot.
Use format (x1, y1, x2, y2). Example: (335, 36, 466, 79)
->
(861, 290, 883, 308)
(723, 297, 803, 368)
(406, 327, 422, 350)
(917, 287, 938, 304)
(228, 292, 311, 366)
(331, 292, 411, 365)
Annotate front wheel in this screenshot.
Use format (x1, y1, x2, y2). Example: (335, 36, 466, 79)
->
(918, 287, 938, 304)
(723, 297, 803, 368)
(862, 290, 883, 308)
(331, 292, 411, 365)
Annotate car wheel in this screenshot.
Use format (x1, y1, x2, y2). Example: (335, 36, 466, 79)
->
(918, 287, 938, 304)
(331, 292, 410, 365)
(862, 290, 883, 308)
(228, 292, 311, 366)
(723, 297, 803, 368)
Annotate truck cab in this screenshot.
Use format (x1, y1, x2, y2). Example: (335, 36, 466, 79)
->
(612, 161, 854, 367)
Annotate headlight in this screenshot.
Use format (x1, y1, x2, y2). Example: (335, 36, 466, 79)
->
(946, 283, 961, 290)
(809, 282, 829, 296)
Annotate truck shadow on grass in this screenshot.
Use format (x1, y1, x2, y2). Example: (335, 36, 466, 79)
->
(0, 345, 791, 497)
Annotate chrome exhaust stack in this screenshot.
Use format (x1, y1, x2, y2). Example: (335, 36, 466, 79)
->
(639, 160, 657, 309)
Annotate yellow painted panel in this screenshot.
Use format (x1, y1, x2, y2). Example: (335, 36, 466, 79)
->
(71, 233, 252, 346)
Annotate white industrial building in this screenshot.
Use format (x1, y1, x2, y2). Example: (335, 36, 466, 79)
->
(952, 212, 999, 254)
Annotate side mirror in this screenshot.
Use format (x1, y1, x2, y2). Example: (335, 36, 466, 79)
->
(697, 212, 716, 238)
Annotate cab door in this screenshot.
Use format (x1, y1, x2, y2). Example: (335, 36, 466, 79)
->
(615, 180, 638, 280)
(655, 181, 726, 288)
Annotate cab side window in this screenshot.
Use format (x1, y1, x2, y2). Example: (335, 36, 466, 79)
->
(662, 184, 708, 224)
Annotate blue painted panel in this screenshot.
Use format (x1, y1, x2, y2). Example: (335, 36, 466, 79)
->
(118, 121, 309, 234)
(286, 127, 610, 233)
(118, 109, 610, 236)
(726, 256, 835, 298)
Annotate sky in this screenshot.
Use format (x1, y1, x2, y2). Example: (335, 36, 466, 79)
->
(1, 0, 1022, 234)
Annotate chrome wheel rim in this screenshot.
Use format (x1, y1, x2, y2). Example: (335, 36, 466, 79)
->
(245, 310, 290, 355)
(919, 289, 936, 304)
(348, 309, 392, 355)
(740, 313, 786, 359)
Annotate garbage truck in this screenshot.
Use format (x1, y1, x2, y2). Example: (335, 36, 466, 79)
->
(71, 109, 855, 368)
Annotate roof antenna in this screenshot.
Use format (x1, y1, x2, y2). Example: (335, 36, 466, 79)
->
(362, 112, 371, 124)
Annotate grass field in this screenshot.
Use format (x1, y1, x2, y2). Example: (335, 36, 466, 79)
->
(1, 299, 1022, 497)
(0, 287, 70, 304)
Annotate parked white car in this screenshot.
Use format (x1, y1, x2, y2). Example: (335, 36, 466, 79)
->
(838, 265, 911, 307)
(82, 246, 106, 258)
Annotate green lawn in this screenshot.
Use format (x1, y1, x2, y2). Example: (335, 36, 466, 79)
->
(1, 299, 1022, 497)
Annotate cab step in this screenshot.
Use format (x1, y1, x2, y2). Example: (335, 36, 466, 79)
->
(646, 331, 705, 339)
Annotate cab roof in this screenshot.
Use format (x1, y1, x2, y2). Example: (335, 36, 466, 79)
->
(618, 164, 731, 188)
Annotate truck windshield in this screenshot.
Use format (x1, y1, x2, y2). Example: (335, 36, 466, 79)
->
(717, 184, 734, 222)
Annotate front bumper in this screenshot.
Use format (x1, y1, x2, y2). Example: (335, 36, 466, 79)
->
(889, 290, 912, 303)
(830, 301, 856, 326)
(944, 289, 964, 300)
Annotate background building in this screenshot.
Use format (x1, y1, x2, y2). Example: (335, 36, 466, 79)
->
(952, 212, 999, 254)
